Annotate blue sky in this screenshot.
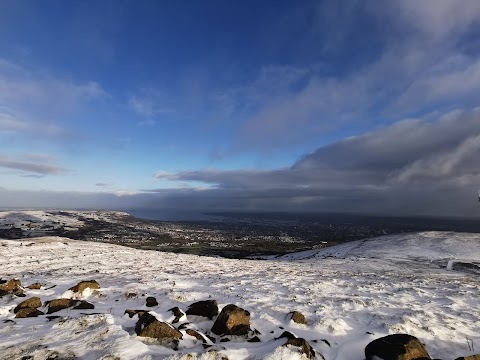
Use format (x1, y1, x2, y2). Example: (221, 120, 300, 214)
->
(1, 0, 480, 216)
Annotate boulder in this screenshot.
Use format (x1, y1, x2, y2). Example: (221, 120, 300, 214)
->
(283, 338, 316, 359)
(124, 309, 146, 318)
(275, 331, 296, 340)
(14, 297, 42, 313)
(15, 308, 45, 318)
(73, 300, 95, 310)
(135, 312, 183, 341)
(146, 296, 158, 307)
(46, 299, 77, 314)
(69, 280, 100, 293)
(26, 283, 43, 290)
(365, 334, 431, 360)
(169, 306, 186, 323)
(186, 300, 218, 320)
(289, 310, 307, 325)
(211, 304, 251, 336)
(0, 279, 23, 297)
(186, 329, 208, 343)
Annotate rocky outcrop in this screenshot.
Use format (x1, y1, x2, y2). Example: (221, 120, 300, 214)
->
(69, 280, 100, 293)
(186, 300, 218, 320)
(365, 334, 431, 360)
(0, 279, 23, 297)
(211, 304, 251, 336)
(455, 356, 480, 360)
(289, 310, 307, 325)
(14, 297, 42, 313)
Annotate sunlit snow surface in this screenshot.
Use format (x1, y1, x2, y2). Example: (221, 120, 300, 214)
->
(1, 232, 479, 359)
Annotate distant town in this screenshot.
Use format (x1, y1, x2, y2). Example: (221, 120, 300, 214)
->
(1, 210, 480, 259)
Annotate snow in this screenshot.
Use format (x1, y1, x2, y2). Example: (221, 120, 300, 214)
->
(0, 232, 479, 359)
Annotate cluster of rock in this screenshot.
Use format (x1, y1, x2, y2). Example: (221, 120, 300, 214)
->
(3, 277, 480, 360)
(0, 278, 98, 318)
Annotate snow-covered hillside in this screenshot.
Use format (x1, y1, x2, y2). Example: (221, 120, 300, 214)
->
(1, 233, 479, 359)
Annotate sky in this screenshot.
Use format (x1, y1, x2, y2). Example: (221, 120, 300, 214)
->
(1, 0, 480, 217)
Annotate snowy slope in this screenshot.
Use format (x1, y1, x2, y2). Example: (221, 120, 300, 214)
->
(0, 233, 479, 360)
(277, 231, 480, 262)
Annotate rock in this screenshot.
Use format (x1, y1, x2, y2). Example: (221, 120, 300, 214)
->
(275, 331, 296, 340)
(14, 297, 42, 313)
(169, 306, 186, 323)
(186, 300, 218, 320)
(289, 310, 308, 325)
(146, 296, 158, 307)
(135, 312, 183, 341)
(46, 316, 62, 321)
(26, 283, 43, 290)
(186, 329, 207, 343)
(365, 334, 431, 360)
(69, 280, 100, 293)
(15, 308, 45, 318)
(46, 299, 77, 314)
(124, 309, 146, 318)
(456, 356, 480, 360)
(211, 304, 251, 336)
(248, 336, 261, 343)
(283, 338, 316, 359)
(73, 301, 95, 310)
(0, 279, 23, 297)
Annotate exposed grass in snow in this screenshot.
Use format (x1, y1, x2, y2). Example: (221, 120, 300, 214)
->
(0, 233, 479, 359)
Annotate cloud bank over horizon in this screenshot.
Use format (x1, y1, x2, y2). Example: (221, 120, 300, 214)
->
(1, 0, 480, 217)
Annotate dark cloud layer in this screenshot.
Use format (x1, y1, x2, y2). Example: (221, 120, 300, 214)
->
(1, 109, 479, 217)
(150, 109, 480, 217)
(0, 155, 69, 175)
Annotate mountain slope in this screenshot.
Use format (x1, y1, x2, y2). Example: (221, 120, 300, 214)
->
(1, 233, 479, 359)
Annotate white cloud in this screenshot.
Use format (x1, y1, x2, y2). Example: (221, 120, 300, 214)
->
(0, 58, 107, 115)
(0, 112, 70, 138)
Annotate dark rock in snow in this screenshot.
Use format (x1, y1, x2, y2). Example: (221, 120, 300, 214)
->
(455, 356, 480, 360)
(289, 310, 308, 325)
(186, 299, 218, 320)
(365, 334, 431, 360)
(14, 297, 42, 313)
(0, 279, 23, 297)
(146, 296, 158, 307)
(46, 316, 62, 322)
(248, 336, 261, 343)
(124, 309, 146, 318)
(211, 304, 251, 336)
(186, 329, 208, 343)
(168, 306, 186, 323)
(46, 299, 77, 314)
(135, 312, 183, 341)
(25, 283, 43, 290)
(275, 331, 296, 340)
(15, 308, 45, 318)
(69, 280, 100, 293)
(73, 300, 95, 310)
(283, 338, 316, 359)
